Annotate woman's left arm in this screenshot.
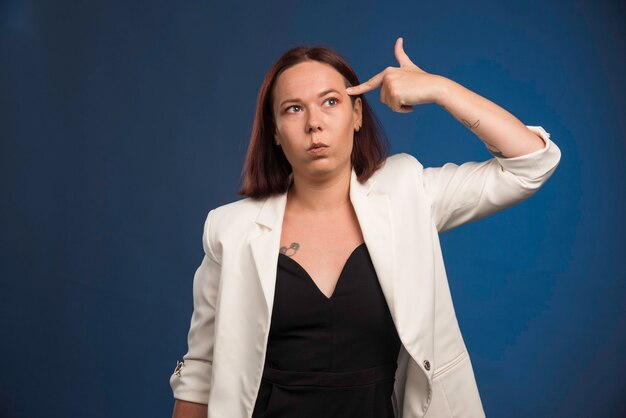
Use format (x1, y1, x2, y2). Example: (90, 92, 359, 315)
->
(435, 77, 546, 158)
(347, 37, 561, 233)
(346, 37, 547, 158)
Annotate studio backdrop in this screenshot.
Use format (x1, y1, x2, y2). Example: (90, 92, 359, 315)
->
(1, 0, 625, 417)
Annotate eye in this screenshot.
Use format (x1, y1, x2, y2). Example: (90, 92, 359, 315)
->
(324, 97, 339, 106)
(284, 97, 339, 114)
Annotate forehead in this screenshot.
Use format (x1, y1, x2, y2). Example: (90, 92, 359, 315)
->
(274, 61, 345, 98)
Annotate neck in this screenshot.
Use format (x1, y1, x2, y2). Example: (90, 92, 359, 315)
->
(287, 165, 352, 214)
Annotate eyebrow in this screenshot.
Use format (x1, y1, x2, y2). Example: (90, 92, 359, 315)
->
(279, 89, 342, 108)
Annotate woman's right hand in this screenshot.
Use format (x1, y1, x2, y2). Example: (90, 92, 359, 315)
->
(172, 399, 207, 418)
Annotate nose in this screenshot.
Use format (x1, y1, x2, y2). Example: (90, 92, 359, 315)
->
(305, 107, 323, 133)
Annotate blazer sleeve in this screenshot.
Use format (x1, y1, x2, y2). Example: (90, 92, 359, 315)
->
(412, 125, 562, 233)
(169, 209, 221, 404)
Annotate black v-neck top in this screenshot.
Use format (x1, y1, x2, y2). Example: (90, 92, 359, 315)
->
(252, 242, 402, 417)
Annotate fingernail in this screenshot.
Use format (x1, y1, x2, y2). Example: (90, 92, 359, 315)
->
(346, 87, 353, 93)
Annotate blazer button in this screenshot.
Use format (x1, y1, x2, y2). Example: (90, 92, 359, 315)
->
(423, 360, 431, 371)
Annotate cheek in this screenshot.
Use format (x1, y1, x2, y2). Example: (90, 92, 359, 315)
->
(341, 114, 355, 138)
(280, 129, 299, 146)
(279, 117, 301, 132)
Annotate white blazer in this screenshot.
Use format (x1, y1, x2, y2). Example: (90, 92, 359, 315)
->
(170, 125, 561, 417)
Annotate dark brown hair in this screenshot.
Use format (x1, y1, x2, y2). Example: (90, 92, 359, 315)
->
(237, 44, 390, 199)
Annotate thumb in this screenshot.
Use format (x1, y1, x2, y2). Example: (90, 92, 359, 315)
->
(394, 37, 416, 68)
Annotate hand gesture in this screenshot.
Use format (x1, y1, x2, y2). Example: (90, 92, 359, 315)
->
(346, 37, 445, 113)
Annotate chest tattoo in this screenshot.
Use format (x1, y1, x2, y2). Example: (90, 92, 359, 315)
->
(279, 242, 300, 257)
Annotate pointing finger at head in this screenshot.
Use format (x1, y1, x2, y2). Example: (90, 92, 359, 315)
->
(346, 71, 384, 96)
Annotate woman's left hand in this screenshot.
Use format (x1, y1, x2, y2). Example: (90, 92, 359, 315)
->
(346, 37, 448, 113)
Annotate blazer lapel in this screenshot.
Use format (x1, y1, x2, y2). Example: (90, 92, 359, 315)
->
(249, 167, 397, 321)
(249, 188, 287, 319)
(349, 169, 397, 319)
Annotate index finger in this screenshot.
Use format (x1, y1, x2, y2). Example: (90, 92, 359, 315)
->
(346, 71, 384, 95)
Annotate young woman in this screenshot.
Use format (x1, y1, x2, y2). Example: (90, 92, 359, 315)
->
(170, 37, 561, 418)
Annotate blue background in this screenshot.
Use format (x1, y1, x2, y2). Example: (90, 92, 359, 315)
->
(1, 0, 624, 417)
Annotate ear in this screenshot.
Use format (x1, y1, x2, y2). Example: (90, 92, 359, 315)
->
(353, 97, 363, 131)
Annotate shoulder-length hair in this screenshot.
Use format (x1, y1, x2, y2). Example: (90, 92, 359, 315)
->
(237, 44, 390, 199)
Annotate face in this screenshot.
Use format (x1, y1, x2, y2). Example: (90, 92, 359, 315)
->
(272, 61, 362, 181)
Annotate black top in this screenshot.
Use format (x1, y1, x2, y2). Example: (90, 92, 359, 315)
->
(252, 242, 402, 417)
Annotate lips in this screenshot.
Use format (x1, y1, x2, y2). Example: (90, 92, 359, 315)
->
(307, 144, 329, 155)
(307, 143, 328, 151)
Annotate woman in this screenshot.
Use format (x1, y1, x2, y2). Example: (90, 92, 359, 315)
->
(170, 37, 561, 417)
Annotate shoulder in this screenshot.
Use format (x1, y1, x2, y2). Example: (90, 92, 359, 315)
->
(199, 197, 265, 261)
(211, 196, 263, 218)
(376, 152, 424, 175)
(207, 196, 264, 234)
(369, 152, 425, 187)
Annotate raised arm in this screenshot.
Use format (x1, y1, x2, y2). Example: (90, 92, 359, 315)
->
(347, 37, 562, 233)
(435, 74, 546, 158)
(346, 37, 549, 159)
(417, 125, 561, 233)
